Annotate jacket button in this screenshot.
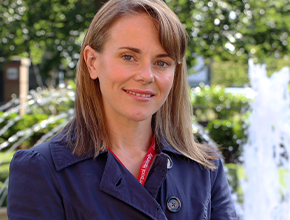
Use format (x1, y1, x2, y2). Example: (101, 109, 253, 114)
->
(167, 156, 173, 169)
(166, 197, 181, 212)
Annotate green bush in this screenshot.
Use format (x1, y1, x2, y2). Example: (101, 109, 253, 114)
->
(207, 115, 247, 163)
(0, 151, 15, 182)
(191, 84, 248, 121)
(192, 84, 249, 163)
(0, 151, 14, 207)
(0, 112, 18, 127)
(1, 114, 48, 138)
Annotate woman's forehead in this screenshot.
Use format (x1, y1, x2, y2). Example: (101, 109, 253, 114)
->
(101, 13, 167, 54)
(109, 13, 157, 37)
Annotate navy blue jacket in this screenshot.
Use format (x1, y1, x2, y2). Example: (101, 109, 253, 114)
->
(8, 132, 237, 219)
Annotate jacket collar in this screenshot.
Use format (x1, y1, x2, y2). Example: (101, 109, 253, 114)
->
(50, 130, 183, 171)
(158, 135, 183, 155)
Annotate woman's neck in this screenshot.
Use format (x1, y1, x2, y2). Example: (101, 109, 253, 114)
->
(106, 118, 153, 153)
(105, 116, 154, 178)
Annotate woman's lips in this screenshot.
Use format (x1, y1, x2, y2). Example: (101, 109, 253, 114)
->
(123, 89, 155, 98)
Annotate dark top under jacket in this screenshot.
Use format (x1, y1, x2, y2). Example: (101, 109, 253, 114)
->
(7, 131, 237, 219)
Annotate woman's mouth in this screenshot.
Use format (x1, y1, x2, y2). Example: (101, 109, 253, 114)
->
(124, 90, 154, 98)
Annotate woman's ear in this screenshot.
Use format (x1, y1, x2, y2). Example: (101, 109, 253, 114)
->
(84, 45, 99, 80)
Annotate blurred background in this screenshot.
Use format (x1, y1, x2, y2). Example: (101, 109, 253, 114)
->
(0, 0, 290, 219)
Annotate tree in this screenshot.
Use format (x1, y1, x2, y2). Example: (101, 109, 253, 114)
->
(165, 0, 290, 66)
(0, 0, 108, 86)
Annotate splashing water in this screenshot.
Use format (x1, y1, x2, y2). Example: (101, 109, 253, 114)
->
(243, 59, 290, 219)
(0, 85, 75, 207)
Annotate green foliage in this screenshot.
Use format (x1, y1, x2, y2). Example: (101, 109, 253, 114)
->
(207, 116, 247, 163)
(192, 84, 248, 121)
(264, 56, 290, 76)
(192, 84, 249, 163)
(0, 112, 17, 127)
(210, 56, 290, 87)
(165, 0, 290, 68)
(22, 118, 66, 148)
(0, 150, 15, 207)
(0, 151, 15, 182)
(0, 0, 98, 81)
(211, 60, 249, 87)
(28, 94, 74, 116)
(0, 113, 66, 148)
(68, 79, 76, 90)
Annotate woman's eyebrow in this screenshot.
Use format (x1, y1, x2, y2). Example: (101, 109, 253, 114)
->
(156, 54, 171, 58)
(118, 47, 141, 53)
(118, 47, 171, 58)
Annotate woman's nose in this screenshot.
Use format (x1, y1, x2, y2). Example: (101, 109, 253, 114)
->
(134, 61, 154, 84)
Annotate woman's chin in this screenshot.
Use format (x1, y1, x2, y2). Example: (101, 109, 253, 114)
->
(126, 112, 153, 123)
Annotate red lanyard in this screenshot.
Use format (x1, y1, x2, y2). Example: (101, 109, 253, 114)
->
(137, 137, 156, 186)
(107, 136, 156, 186)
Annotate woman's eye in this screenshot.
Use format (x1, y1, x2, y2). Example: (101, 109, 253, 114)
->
(123, 55, 134, 61)
(157, 61, 168, 67)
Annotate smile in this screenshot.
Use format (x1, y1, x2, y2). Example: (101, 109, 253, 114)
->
(124, 90, 154, 98)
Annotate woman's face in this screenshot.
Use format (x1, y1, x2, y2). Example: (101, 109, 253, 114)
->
(89, 13, 176, 124)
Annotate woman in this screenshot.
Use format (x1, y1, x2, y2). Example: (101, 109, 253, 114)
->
(7, 0, 237, 219)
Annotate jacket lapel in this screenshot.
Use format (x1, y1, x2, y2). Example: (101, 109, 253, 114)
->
(144, 152, 168, 198)
(100, 152, 168, 220)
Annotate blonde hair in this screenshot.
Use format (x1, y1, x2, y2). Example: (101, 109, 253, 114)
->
(63, 0, 217, 170)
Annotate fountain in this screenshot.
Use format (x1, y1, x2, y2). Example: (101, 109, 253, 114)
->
(243, 59, 290, 219)
(0, 85, 75, 207)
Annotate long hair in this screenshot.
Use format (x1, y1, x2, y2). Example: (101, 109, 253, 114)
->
(62, 0, 217, 169)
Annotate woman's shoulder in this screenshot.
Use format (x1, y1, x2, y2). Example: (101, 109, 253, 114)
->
(10, 141, 55, 174)
(12, 129, 68, 161)
(10, 129, 69, 170)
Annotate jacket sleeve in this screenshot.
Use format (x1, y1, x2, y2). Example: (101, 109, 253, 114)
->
(210, 158, 238, 220)
(7, 149, 65, 220)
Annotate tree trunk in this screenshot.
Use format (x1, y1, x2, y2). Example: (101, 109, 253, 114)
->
(32, 63, 44, 88)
